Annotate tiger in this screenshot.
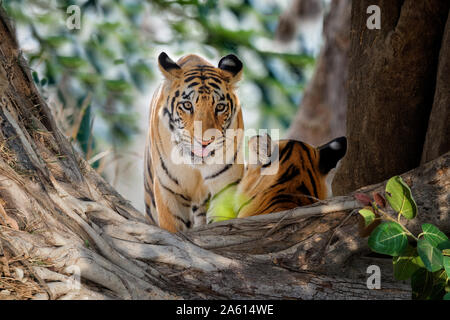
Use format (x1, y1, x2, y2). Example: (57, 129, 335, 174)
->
(144, 52, 245, 232)
(206, 134, 347, 222)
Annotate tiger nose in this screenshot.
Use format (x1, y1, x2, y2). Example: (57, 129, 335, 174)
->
(197, 138, 214, 147)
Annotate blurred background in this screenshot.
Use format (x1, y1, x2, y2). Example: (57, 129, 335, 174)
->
(2, 0, 332, 212)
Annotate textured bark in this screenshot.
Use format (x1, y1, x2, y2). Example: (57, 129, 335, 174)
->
(333, 0, 450, 195)
(421, 8, 450, 164)
(0, 6, 449, 300)
(285, 0, 350, 146)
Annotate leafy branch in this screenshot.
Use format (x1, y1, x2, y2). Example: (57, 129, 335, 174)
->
(355, 176, 450, 300)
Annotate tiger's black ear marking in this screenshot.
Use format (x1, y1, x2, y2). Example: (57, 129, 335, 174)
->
(218, 54, 243, 79)
(159, 52, 180, 71)
(318, 136, 347, 174)
(158, 52, 182, 79)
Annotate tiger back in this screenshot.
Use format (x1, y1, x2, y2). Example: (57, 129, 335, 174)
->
(206, 135, 347, 221)
(145, 52, 245, 232)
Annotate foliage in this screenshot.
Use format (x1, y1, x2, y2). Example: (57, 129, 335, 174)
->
(2, 0, 315, 165)
(206, 182, 250, 223)
(356, 176, 450, 300)
(2, 0, 152, 164)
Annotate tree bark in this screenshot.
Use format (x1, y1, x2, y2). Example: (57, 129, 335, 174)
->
(333, 0, 450, 195)
(285, 0, 350, 146)
(421, 8, 450, 164)
(0, 6, 449, 300)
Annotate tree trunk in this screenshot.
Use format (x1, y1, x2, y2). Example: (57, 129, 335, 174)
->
(0, 6, 449, 300)
(333, 0, 450, 195)
(285, 0, 350, 146)
(421, 8, 450, 164)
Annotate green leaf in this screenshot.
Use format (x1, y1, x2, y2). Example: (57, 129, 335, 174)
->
(429, 270, 448, 300)
(410, 269, 446, 300)
(105, 79, 132, 92)
(385, 176, 417, 219)
(79, 73, 101, 86)
(439, 241, 450, 250)
(113, 59, 125, 65)
(358, 208, 376, 227)
(444, 292, 450, 300)
(32, 71, 39, 84)
(393, 245, 423, 280)
(58, 56, 87, 69)
(368, 222, 408, 256)
(444, 256, 450, 278)
(417, 238, 444, 272)
(421, 223, 449, 249)
(411, 268, 434, 300)
(206, 184, 239, 223)
(44, 35, 69, 48)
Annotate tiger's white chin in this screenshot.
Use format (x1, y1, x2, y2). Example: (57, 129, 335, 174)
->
(171, 144, 217, 166)
(188, 149, 216, 166)
(191, 147, 213, 158)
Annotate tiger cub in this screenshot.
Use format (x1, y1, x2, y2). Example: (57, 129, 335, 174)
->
(144, 52, 245, 232)
(207, 134, 347, 222)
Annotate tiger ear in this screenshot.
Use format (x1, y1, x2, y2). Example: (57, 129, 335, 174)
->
(158, 52, 182, 80)
(218, 54, 243, 83)
(318, 136, 347, 174)
(248, 133, 273, 167)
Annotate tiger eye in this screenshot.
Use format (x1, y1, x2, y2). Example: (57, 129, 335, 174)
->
(183, 101, 193, 111)
(216, 103, 227, 113)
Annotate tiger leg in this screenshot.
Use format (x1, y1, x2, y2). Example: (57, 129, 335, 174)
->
(144, 170, 158, 225)
(191, 197, 209, 228)
(144, 140, 159, 224)
(153, 179, 178, 233)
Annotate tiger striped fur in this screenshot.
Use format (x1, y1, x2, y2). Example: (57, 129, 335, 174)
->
(207, 134, 347, 221)
(144, 52, 245, 232)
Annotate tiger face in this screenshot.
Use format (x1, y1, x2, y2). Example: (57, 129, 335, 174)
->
(157, 52, 243, 167)
(206, 135, 347, 222)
